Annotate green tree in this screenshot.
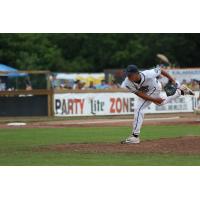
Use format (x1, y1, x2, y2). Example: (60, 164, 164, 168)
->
(0, 34, 64, 71)
(1, 33, 200, 72)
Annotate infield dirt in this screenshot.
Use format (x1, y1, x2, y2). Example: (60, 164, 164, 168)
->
(0, 113, 199, 128)
(38, 136, 200, 155)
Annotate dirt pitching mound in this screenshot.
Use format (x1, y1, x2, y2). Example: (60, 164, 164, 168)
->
(39, 136, 200, 155)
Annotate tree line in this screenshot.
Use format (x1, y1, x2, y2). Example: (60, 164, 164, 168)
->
(0, 33, 200, 72)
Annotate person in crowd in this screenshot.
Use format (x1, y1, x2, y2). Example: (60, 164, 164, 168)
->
(26, 84, 32, 90)
(73, 80, 86, 90)
(58, 83, 63, 89)
(181, 79, 187, 85)
(181, 79, 199, 91)
(7, 87, 15, 91)
(95, 80, 110, 89)
(24, 78, 32, 90)
(87, 81, 96, 89)
(191, 79, 199, 90)
(73, 80, 80, 89)
(51, 75, 57, 89)
(0, 78, 6, 91)
(109, 80, 120, 89)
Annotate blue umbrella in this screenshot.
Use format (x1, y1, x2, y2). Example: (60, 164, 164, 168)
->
(0, 64, 27, 77)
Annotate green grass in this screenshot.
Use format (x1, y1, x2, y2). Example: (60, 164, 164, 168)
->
(0, 125, 200, 165)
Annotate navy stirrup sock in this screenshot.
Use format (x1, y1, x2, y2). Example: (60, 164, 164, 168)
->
(132, 133, 139, 138)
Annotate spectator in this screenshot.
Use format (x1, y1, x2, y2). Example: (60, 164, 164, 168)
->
(81, 82, 86, 90)
(73, 80, 86, 90)
(191, 79, 199, 90)
(26, 84, 32, 91)
(7, 87, 15, 91)
(25, 78, 32, 90)
(87, 81, 96, 89)
(73, 80, 80, 89)
(60, 83, 65, 90)
(95, 80, 110, 89)
(51, 75, 57, 89)
(109, 80, 120, 89)
(0, 78, 6, 91)
(181, 79, 200, 91)
(181, 79, 187, 85)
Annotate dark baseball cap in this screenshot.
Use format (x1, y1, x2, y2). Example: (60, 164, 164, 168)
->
(125, 65, 139, 76)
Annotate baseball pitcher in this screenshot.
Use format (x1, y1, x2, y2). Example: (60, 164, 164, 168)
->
(121, 65, 194, 144)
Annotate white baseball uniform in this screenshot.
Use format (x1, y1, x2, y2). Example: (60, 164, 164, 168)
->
(121, 66, 181, 135)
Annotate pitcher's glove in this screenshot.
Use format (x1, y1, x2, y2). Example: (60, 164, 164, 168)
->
(163, 80, 178, 96)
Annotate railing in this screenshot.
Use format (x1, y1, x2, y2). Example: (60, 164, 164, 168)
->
(53, 88, 128, 94)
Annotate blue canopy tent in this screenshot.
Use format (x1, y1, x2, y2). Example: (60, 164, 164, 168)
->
(0, 64, 27, 77)
(0, 64, 29, 90)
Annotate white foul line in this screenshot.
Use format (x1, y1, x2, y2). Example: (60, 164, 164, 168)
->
(63, 116, 180, 125)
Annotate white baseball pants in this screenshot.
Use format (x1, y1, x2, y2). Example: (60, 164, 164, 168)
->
(133, 89, 181, 135)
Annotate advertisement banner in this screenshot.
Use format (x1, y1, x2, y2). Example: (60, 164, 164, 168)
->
(168, 69, 200, 83)
(54, 93, 135, 116)
(145, 95, 195, 113)
(54, 92, 197, 116)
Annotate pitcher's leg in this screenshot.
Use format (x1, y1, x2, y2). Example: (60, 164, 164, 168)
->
(121, 99, 151, 144)
(133, 100, 151, 136)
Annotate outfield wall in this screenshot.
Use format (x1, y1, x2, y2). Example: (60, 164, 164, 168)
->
(0, 89, 198, 117)
(0, 90, 53, 117)
(54, 91, 199, 116)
